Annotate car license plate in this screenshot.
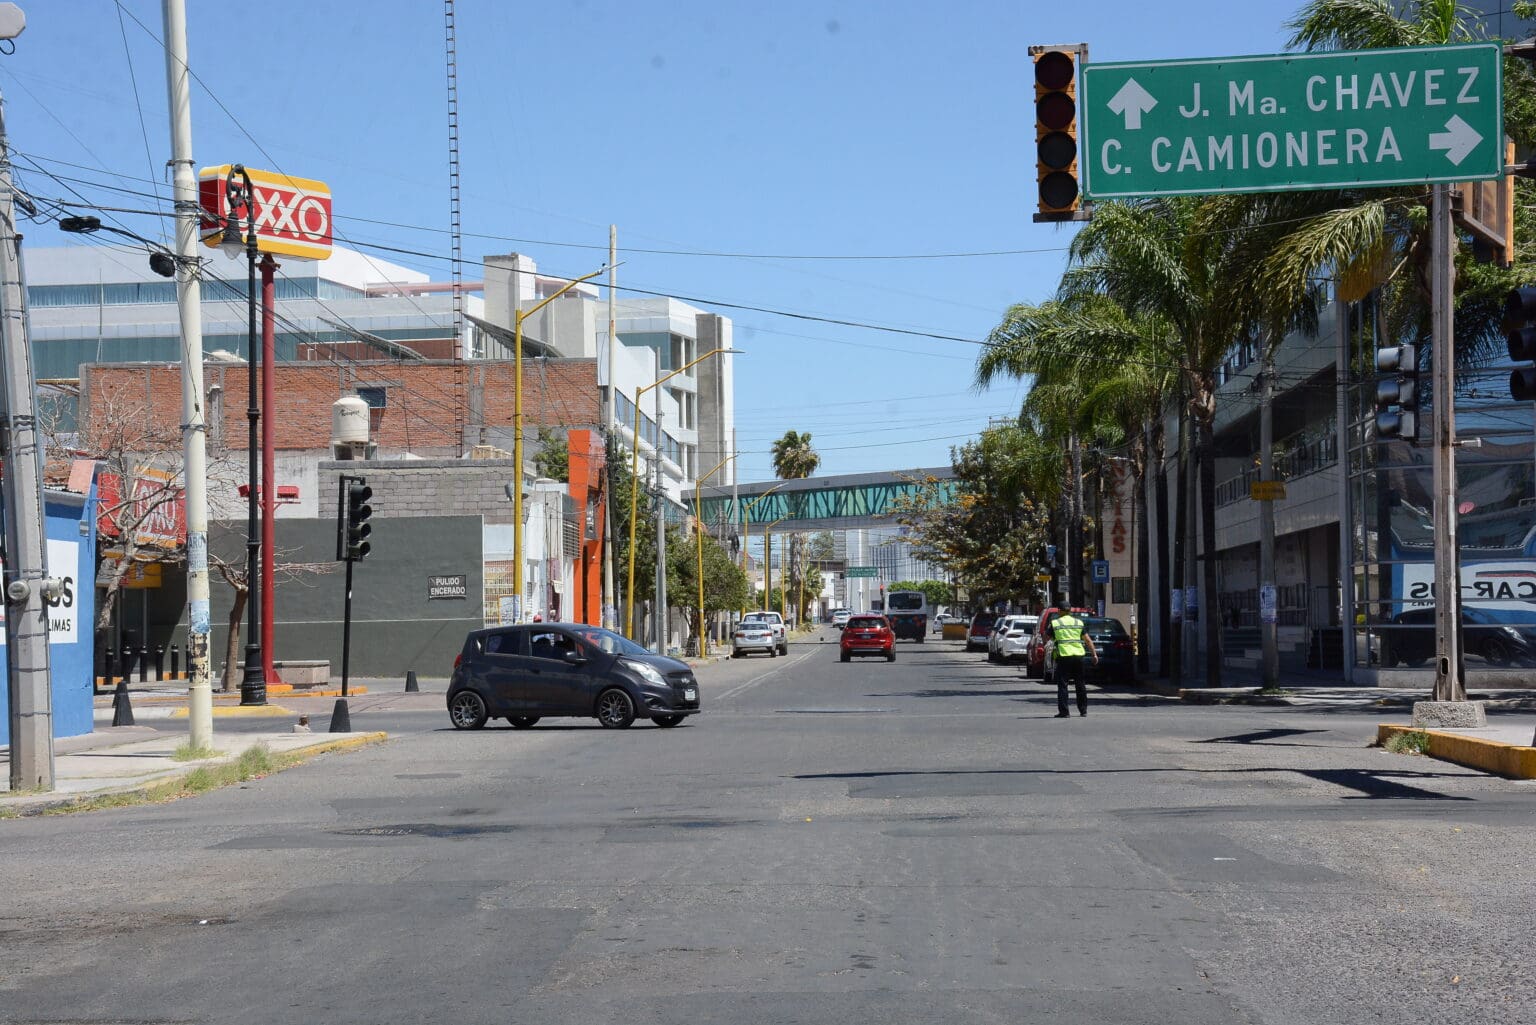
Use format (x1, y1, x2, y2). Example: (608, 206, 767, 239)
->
(684, 688, 697, 701)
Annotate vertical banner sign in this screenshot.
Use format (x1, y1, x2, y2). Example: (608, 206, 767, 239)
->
(1260, 584, 1278, 625)
(1080, 43, 1503, 199)
(1170, 588, 1183, 623)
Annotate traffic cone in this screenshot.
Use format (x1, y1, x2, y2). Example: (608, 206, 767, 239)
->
(328, 698, 352, 733)
(405, 670, 419, 693)
(111, 680, 135, 727)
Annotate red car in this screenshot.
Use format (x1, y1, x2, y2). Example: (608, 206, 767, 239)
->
(840, 615, 896, 662)
(1024, 605, 1094, 679)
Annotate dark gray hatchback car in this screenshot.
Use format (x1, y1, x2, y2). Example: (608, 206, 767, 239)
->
(447, 623, 700, 730)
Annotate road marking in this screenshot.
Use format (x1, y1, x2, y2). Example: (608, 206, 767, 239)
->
(715, 646, 820, 703)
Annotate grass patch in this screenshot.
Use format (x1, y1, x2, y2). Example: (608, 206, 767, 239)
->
(172, 742, 219, 762)
(28, 742, 307, 817)
(1384, 730, 1432, 755)
(1256, 686, 1287, 696)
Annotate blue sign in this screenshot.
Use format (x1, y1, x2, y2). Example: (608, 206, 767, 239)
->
(1091, 559, 1111, 584)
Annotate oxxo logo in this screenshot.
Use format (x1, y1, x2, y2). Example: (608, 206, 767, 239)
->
(197, 164, 333, 261)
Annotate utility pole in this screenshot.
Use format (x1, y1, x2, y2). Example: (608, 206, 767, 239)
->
(601, 225, 617, 630)
(0, 6, 58, 789)
(1258, 341, 1279, 687)
(1427, 183, 1468, 708)
(653, 443, 668, 655)
(161, 0, 213, 746)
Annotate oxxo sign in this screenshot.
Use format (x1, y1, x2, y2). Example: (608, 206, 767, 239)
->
(198, 164, 333, 261)
(1080, 43, 1503, 199)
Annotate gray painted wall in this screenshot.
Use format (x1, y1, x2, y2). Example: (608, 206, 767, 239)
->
(203, 514, 484, 680)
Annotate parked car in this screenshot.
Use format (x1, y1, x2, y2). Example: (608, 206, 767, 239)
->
(966, 612, 999, 652)
(732, 618, 778, 658)
(1025, 605, 1094, 678)
(831, 608, 853, 629)
(1381, 606, 1536, 668)
(988, 615, 1039, 663)
(741, 610, 789, 655)
(840, 614, 896, 662)
(1043, 616, 1134, 684)
(447, 623, 700, 731)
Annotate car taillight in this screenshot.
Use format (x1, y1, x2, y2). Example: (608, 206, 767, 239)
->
(454, 653, 462, 669)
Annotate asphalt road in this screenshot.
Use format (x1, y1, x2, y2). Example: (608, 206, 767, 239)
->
(4, 630, 1533, 1024)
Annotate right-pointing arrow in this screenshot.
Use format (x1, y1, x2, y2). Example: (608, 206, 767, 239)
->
(1428, 114, 1482, 166)
(1107, 77, 1157, 131)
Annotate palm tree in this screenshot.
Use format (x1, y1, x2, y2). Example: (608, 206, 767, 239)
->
(770, 430, 821, 625)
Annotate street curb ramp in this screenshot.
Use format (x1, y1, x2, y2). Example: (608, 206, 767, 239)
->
(1377, 724, 1536, 780)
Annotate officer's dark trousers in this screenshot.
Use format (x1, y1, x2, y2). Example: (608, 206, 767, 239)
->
(1056, 655, 1087, 715)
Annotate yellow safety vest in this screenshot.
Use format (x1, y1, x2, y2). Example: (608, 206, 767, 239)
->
(1052, 613, 1087, 658)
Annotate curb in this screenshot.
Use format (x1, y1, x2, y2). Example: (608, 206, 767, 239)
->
(1377, 724, 1536, 779)
(170, 705, 296, 718)
(1, 732, 389, 817)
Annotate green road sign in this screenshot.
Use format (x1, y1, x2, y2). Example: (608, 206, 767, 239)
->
(1080, 43, 1503, 199)
(846, 566, 878, 578)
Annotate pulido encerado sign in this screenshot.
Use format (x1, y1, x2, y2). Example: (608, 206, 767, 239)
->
(1080, 43, 1503, 199)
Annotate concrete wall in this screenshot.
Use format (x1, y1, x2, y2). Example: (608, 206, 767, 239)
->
(204, 514, 484, 680)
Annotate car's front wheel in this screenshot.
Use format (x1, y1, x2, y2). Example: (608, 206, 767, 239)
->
(596, 688, 636, 729)
(448, 691, 488, 730)
(508, 716, 540, 729)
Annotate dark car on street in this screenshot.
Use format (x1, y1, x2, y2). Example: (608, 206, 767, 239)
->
(1042, 617, 1134, 685)
(1024, 605, 1094, 679)
(447, 623, 700, 730)
(1380, 606, 1536, 668)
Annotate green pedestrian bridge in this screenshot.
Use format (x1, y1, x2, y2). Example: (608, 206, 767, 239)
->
(697, 467, 957, 532)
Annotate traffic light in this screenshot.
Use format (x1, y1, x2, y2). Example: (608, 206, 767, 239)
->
(343, 480, 373, 561)
(1505, 286, 1536, 400)
(1374, 342, 1419, 440)
(1031, 45, 1083, 223)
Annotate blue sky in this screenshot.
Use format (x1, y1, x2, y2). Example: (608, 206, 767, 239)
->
(5, 1, 1514, 482)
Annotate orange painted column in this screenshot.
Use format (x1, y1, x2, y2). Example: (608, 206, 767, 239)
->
(567, 430, 606, 625)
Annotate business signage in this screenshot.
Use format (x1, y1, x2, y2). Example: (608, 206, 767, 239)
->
(198, 164, 333, 261)
(1080, 43, 1503, 199)
(0, 539, 80, 645)
(97, 469, 186, 550)
(429, 574, 468, 600)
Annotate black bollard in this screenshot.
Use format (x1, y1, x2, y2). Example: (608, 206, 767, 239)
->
(154, 645, 165, 682)
(102, 647, 116, 694)
(111, 680, 136, 727)
(328, 698, 352, 733)
(120, 645, 134, 681)
(138, 646, 148, 683)
(170, 644, 180, 680)
(405, 670, 419, 693)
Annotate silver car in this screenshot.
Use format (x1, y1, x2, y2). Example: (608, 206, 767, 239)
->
(732, 619, 777, 658)
(988, 615, 1038, 663)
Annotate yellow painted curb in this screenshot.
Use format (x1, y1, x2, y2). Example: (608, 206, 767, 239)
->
(285, 687, 367, 697)
(299, 732, 388, 756)
(1378, 724, 1536, 780)
(170, 704, 295, 718)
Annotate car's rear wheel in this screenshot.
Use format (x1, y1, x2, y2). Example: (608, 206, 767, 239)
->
(886, 651, 896, 662)
(840, 651, 850, 663)
(769, 647, 778, 658)
(508, 716, 540, 729)
(595, 688, 636, 729)
(652, 715, 685, 728)
(1482, 637, 1514, 666)
(448, 691, 488, 730)
(916, 634, 925, 644)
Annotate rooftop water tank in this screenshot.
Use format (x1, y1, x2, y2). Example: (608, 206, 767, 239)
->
(331, 394, 370, 459)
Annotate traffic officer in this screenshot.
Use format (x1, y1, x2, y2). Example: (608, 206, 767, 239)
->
(1050, 593, 1098, 718)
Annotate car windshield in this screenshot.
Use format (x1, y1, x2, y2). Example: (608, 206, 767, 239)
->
(570, 627, 651, 657)
(1084, 618, 1129, 637)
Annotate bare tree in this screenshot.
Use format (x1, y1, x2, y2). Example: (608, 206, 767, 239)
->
(209, 547, 336, 692)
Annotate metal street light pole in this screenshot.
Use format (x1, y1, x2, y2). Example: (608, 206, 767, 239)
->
(220, 165, 265, 706)
(625, 346, 741, 638)
(512, 266, 606, 625)
(740, 483, 784, 612)
(764, 515, 789, 612)
(694, 452, 737, 658)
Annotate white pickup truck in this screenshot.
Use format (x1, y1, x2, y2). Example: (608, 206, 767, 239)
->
(741, 611, 788, 656)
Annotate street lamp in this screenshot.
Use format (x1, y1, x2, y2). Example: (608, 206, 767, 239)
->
(511, 267, 607, 625)
(625, 346, 742, 640)
(739, 482, 785, 612)
(763, 514, 789, 612)
(693, 452, 737, 658)
(221, 163, 265, 707)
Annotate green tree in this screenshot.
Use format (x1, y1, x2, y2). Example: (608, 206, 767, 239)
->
(669, 528, 750, 650)
(532, 427, 569, 482)
(770, 430, 821, 624)
(888, 579, 952, 608)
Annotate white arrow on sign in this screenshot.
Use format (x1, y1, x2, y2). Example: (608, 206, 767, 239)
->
(1107, 77, 1157, 131)
(1428, 114, 1482, 166)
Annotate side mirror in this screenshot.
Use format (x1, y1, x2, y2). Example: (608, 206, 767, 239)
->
(562, 649, 588, 665)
